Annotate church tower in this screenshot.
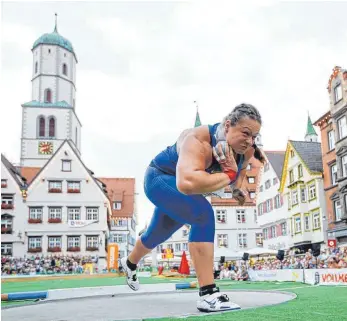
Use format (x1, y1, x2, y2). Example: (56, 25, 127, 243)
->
(20, 14, 81, 167)
(305, 115, 318, 142)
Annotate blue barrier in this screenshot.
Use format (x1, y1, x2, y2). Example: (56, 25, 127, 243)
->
(175, 283, 191, 289)
(7, 291, 48, 301)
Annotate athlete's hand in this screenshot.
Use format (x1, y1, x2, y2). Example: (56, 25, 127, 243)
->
(233, 188, 247, 205)
(212, 141, 238, 182)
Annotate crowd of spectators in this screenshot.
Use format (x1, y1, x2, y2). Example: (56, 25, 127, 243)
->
(1, 254, 98, 275)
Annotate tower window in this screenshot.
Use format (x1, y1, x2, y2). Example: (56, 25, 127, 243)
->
(44, 89, 52, 103)
(62, 64, 68, 76)
(35, 62, 38, 73)
(39, 117, 45, 137)
(48, 49, 51, 54)
(49, 117, 56, 137)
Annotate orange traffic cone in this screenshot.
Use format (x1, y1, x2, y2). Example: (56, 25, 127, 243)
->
(178, 251, 190, 275)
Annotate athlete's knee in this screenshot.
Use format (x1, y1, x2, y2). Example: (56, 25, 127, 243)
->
(188, 207, 215, 243)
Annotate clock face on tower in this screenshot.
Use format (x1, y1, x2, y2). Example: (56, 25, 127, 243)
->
(38, 141, 53, 155)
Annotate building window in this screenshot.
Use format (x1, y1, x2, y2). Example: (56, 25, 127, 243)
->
(48, 117, 55, 137)
(167, 244, 173, 250)
(182, 242, 188, 251)
(218, 234, 228, 247)
(1, 179, 7, 188)
(113, 201, 122, 210)
(86, 207, 98, 221)
(175, 243, 181, 252)
(29, 207, 43, 220)
(264, 163, 270, 172)
(313, 212, 321, 229)
(1, 243, 12, 255)
(75, 127, 78, 146)
(304, 215, 310, 231)
(308, 183, 316, 200)
(334, 200, 342, 221)
(281, 222, 287, 236)
(289, 170, 294, 183)
(342, 155, 347, 178)
(68, 208, 80, 220)
(258, 203, 263, 216)
(49, 207, 62, 220)
(62, 160, 71, 172)
(331, 164, 337, 185)
(48, 237, 62, 249)
(265, 180, 271, 189)
(290, 150, 295, 158)
(300, 186, 307, 202)
(67, 181, 80, 193)
(328, 130, 335, 150)
(39, 116, 45, 137)
(298, 164, 303, 178)
(1, 214, 13, 233)
(271, 226, 276, 238)
(156, 245, 163, 253)
(266, 199, 272, 212)
(248, 177, 255, 184)
(216, 210, 226, 223)
(28, 237, 42, 249)
(237, 233, 247, 248)
(236, 209, 246, 223)
(86, 236, 99, 249)
(255, 233, 263, 246)
(274, 194, 282, 208)
(334, 83, 343, 103)
(44, 89, 52, 103)
(263, 228, 268, 240)
(112, 234, 126, 243)
(295, 217, 301, 233)
(67, 236, 80, 249)
(292, 189, 298, 205)
(1, 195, 14, 209)
(48, 181, 62, 193)
(35, 62, 38, 73)
(260, 185, 263, 192)
(249, 191, 256, 199)
(273, 177, 278, 185)
(62, 63, 68, 76)
(338, 117, 347, 140)
(48, 49, 51, 54)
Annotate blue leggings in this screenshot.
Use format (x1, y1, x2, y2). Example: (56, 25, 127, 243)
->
(141, 166, 215, 249)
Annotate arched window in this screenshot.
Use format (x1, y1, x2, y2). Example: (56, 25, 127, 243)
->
(44, 89, 52, 103)
(39, 117, 45, 137)
(49, 117, 55, 137)
(62, 64, 68, 76)
(35, 62, 38, 73)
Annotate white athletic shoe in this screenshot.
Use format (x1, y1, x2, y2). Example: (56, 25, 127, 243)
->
(197, 292, 241, 312)
(120, 257, 140, 291)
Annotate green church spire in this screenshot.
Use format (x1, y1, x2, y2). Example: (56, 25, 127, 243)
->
(306, 115, 317, 136)
(194, 101, 201, 127)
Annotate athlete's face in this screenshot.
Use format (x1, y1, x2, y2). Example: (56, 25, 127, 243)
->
(224, 118, 261, 154)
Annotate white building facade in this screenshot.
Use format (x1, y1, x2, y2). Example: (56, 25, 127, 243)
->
(22, 141, 111, 268)
(279, 139, 328, 251)
(256, 151, 290, 250)
(1, 155, 28, 257)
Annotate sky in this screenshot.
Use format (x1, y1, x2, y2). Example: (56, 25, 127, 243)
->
(1, 1, 346, 230)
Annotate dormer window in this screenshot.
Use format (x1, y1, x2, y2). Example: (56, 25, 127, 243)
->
(113, 201, 122, 210)
(334, 83, 342, 103)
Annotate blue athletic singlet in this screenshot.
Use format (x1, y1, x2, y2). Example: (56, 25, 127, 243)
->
(149, 123, 244, 185)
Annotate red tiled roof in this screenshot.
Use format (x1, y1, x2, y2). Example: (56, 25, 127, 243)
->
(19, 167, 41, 184)
(98, 177, 135, 218)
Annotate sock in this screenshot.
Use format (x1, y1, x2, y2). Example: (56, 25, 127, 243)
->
(126, 259, 137, 271)
(199, 283, 219, 297)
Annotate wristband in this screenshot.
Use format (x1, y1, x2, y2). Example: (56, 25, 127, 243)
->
(224, 169, 237, 183)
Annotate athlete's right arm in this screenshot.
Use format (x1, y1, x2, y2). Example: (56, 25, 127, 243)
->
(176, 135, 230, 195)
